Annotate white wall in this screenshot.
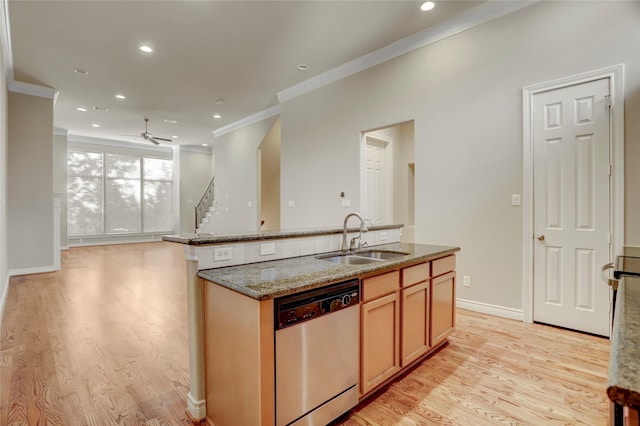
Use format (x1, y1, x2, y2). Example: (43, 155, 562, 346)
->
(259, 118, 281, 231)
(278, 1, 640, 311)
(8, 92, 54, 272)
(53, 132, 68, 248)
(0, 16, 9, 319)
(211, 117, 277, 234)
(180, 147, 213, 233)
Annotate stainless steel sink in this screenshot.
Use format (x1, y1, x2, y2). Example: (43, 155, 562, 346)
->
(316, 250, 409, 265)
(355, 250, 409, 260)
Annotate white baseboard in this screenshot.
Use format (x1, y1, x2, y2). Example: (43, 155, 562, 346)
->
(61, 245, 69, 251)
(457, 298, 523, 321)
(0, 274, 9, 330)
(9, 264, 58, 277)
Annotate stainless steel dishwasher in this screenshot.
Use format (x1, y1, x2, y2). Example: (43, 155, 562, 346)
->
(274, 279, 360, 426)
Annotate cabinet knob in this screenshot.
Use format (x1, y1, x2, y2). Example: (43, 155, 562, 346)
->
(536, 234, 545, 241)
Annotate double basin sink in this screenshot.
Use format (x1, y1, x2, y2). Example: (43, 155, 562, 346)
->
(316, 249, 409, 265)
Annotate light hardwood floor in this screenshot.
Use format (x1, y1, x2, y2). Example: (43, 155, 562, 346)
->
(1, 242, 610, 425)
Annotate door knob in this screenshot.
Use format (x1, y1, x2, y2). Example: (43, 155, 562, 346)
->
(536, 234, 545, 241)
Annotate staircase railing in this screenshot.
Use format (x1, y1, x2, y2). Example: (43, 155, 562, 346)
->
(195, 176, 215, 232)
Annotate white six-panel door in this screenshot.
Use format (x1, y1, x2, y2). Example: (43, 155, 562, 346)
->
(532, 78, 611, 337)
(364, 137, 390, 226)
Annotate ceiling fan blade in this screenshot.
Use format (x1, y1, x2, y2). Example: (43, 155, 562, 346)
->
(148, 137, 160, 145)
(153, 136, 173, 142)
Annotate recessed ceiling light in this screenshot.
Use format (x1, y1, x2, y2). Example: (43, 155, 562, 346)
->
(215, 99, 224, 105)
(171, 135, 178, 139)
(139, 45, 153, 53)
(92, 106, 109, 112)
(202, 144, 209, 147)
(115, 94, 126, 100)
(91, 123, 100, 128)
(213, 114, 222, 119)
(76, 107, 87, 112)
(164, 119, 178, 124)
(297, 64, 309, 71)
(73, 68, 88, 75)
(420, 1, 435, 11)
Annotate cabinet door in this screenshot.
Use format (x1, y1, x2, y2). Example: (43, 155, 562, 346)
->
(360, 292, 400, 396)
(430, 271, 455, 346)
(401, 281, 430, 367)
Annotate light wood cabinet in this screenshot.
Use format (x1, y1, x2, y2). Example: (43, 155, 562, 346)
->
(401, 280, 430, 366)
(431, 271, 455, 346)
(360, 289, 400, 395)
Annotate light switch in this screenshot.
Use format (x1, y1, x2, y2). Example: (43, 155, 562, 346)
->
(288, 200, 296, 208)
(512, 194, 521, 206)
(341, 199, 351, 208)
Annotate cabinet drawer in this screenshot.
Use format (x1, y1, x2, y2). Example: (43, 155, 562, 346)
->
(432, 255, 455, 277)
(362, 270, 399, 302)
(401, 262, 429, 288)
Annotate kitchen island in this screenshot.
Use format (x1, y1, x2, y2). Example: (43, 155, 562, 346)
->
(164, 225, 459, 425)
(608, 249, 640, 425)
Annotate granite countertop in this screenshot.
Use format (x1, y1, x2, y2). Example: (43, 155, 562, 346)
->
(198, 242, 459, 300)
(163, 224, 403, 245)
(607, 276, 640, 408)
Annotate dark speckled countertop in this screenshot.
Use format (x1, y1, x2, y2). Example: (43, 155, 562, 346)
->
(164, 224, 403, 245)
(608, 275, 640, 409)
(198, 242, 459, 300)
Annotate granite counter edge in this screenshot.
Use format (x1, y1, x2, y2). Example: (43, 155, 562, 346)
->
(198, 246, 460, 301)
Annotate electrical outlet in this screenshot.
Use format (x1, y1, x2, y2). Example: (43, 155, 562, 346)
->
(341, 199, 351, 208)
(463, 276, 471, 287)
(214, 247, 232, 261)
(260, 243, 276, 256)
(512, 194, 521, 206)
(288, 200, 296, 208)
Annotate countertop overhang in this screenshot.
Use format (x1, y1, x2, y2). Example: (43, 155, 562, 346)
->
(163, 224, 404, 246)
(607, 275, 640, 409)
(198, 242, 459, 300)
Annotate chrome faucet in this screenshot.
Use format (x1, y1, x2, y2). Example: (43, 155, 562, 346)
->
(342, 212, 368, 252)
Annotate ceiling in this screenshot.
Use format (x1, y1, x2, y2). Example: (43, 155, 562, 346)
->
(7, 0, 485, 147)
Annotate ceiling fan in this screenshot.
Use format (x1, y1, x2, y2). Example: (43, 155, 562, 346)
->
(139, 118, 172, 145)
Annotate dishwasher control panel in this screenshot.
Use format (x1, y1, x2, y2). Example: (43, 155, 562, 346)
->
(274, 279, 359, 330)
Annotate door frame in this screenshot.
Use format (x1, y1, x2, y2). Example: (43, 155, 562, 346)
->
(361, 133, 394, 225)
(521, 64, 625, 324)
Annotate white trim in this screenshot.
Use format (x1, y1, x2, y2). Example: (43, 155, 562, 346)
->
(68, 134, 173, 153)
(521, 64, 625, 324)
(61, 245, 69, 251)
(277, 1, 537, 104)
(0, 274, 9, 330)
(187, 392, 207, 420)
(54, 127, 69, 137)
(9, 265, 58, 276)
(212, 104, 280, 138)
(8, 80, 58, 100)
(457, 298, 524, 321)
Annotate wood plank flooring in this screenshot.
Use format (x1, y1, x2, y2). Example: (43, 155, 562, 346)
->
(0, 242, 610, 425)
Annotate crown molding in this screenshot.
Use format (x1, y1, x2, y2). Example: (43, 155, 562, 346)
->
(277, 0, 537, 103)
(68, 133, 173, 153)
(8, 79, 58, 100)
(212, 104, 280, 138)
(53, 127, 68, 137)
(2, 0, 59, 102)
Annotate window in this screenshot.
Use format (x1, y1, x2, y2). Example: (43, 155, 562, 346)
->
(68, 150, 173, 237)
